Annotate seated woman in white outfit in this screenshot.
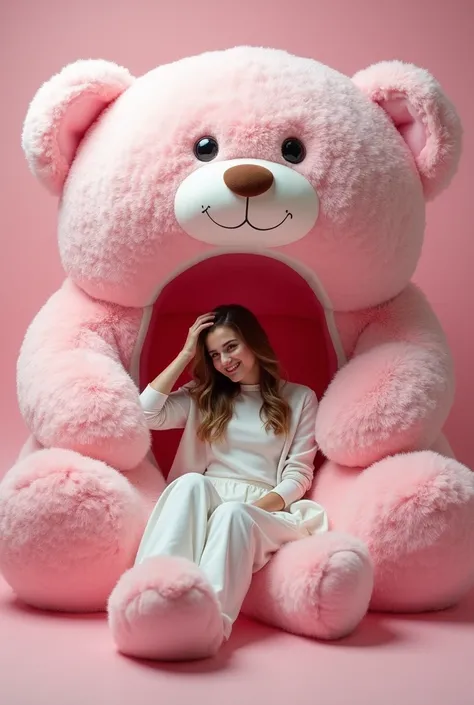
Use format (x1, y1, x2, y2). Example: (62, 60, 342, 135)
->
(108, 304, 327, 661)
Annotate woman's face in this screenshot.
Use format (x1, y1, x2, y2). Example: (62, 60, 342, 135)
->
(206, 325, 259, 385)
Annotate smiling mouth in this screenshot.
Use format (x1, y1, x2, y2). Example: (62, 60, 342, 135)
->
(202, 198, 293, 231)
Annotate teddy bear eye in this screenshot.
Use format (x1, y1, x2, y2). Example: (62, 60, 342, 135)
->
(194, 136, 219, 162)
(281, 138, 306, 164)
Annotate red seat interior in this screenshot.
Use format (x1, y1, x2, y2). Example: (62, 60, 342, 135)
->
(139, 254, 338, 477)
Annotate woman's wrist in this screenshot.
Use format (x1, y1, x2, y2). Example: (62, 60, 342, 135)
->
(252, 491, 285, 512)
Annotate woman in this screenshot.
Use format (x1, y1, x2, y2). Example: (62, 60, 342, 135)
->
(109, 304, 327, 660)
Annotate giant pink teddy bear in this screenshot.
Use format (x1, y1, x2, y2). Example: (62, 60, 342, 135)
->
(1, 47, 474, 645)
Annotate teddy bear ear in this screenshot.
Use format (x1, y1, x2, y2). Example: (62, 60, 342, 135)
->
(352, 61, 462, 201)
(22, 59, 134, 195)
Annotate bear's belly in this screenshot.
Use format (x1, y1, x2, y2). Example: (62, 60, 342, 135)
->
(136, 253, 342, 477)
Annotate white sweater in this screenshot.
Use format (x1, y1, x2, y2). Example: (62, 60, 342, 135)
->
(140, 381, 319, 508)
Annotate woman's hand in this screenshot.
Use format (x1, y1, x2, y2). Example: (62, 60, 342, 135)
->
(181, 313, 215, 361)
(252, 492, 285, 512)
(148, 312, 215, 396)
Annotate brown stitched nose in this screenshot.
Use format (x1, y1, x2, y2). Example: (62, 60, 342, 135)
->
(223, 165, 274, 198)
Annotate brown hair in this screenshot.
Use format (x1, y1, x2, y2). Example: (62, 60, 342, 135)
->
(189, 304, 291, 443)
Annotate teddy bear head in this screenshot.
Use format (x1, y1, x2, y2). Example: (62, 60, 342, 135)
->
(22, 47, 461, 311)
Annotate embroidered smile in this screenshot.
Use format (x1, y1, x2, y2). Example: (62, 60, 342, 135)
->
(202, 198, 293, 231)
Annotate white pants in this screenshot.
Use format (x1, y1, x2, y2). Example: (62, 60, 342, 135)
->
(135, 473, 318, 639)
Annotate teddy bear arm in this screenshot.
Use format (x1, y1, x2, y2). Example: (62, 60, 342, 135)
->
(317, 284, 454, 466)
(16, 282, 149, 470)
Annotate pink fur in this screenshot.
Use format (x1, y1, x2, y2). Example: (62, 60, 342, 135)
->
(24, 48, 438, 310)
(243, 532, 374, 639)
(108, 556, 224, 660)
(316, 285, 454, 467)
(0, 449, 151, 610)
(353, 61, 462, 200)
(22, 60, 133, 194)
(312, 453, 474, 611)
(17, 281, 149, 470)
(0, 47, 472, 649)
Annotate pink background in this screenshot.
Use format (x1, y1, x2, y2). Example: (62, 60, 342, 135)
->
(1, 0, 473, 477)
(1, 3, 474, 704)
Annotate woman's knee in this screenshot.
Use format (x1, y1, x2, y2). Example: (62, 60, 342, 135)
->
(212, 501, 254, 525)
(172, 473, 209, 494)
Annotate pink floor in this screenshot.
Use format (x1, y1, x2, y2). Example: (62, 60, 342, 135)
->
(1, 576, 473, 705)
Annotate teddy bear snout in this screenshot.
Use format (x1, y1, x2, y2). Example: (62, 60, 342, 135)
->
(223, 164, 274, 198)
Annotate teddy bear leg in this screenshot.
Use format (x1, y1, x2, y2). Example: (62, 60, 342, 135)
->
(0, 446, 150, 612)
(337, 451, 474, 611)
(242, 532, 374, 639)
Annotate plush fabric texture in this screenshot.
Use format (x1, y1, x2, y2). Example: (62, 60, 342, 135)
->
(243, 532, 374, 639)
(0, 449, 149, 611)
(311, 453, 474, 611)
(352, 61, 462, 201)
(1, 47, 473, 648)
(316, 285, 455, 467)
(108, 556, 224, 660)
(16, 282, 150, 470)
(22, 59, 134, 195)
(21, 47, 460, 311)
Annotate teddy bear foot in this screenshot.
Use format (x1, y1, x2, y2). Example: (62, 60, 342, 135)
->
(243, 532, 374, 639)
(108, 556, 225, 661)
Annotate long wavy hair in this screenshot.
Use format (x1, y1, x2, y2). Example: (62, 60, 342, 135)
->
(189, 304, 291, 443)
